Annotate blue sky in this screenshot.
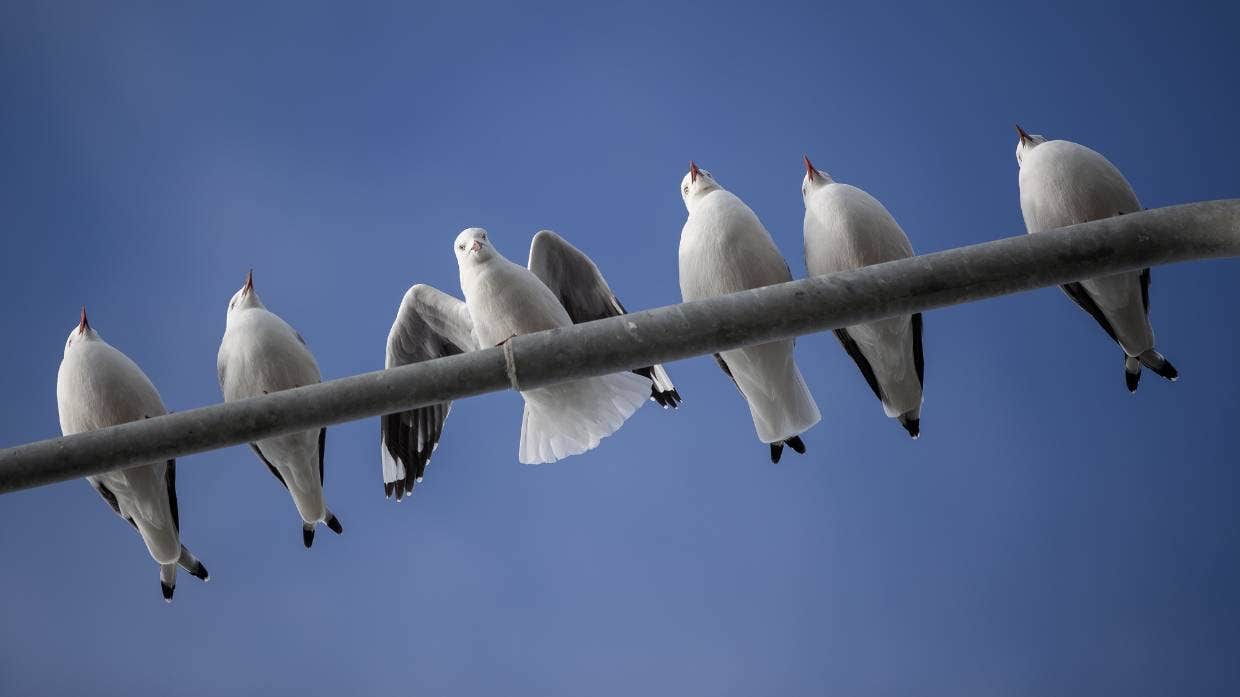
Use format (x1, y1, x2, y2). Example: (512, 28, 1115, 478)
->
(1, 1, 1238, 694)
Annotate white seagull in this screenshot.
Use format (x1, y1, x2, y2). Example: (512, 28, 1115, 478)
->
(801, 155, 924, 437)
(217, 270, 342, 548)
(56, 307, 209, 602)
(679, 161, 821, 462)
(1015, 124, 1178, 391)
(381, 228, 681, 499)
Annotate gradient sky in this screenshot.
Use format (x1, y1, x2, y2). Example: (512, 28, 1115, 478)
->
(2, 1, 1238, 695)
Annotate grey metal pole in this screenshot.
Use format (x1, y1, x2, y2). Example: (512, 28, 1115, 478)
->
(1, 200, 1237, 494)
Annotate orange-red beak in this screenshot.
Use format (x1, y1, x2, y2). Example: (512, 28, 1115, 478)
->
(78, 305, 89, 332)
(689, 160, 700, 184)
(803, 154, 816, 181)
(1015, 123, 1031, 144)
(244, 268, 254, 292)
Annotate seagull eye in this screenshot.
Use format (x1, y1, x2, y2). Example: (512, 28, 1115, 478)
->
(457, 244, 465, 251)
(683, 186, 689, 194)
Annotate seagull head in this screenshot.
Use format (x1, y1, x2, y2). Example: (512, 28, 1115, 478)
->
(454, 227, 495, 266)
(800, 154, 834, 200)
(680, 161, 721, 210)
(1014, 123, 1048, 166)
(227, 268, 265, 315)
(64, 305, 100, 354)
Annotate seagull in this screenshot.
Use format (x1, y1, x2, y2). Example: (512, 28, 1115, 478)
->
(679, 161, 821, 462)
(381, 228, 681, 499)
(56, 307, 209, 602)
(802, 155, 924, 438)
(1015, 124, 1178, 391)
(217, 270, 342, 548)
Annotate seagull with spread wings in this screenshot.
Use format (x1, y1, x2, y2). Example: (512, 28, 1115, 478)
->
(380, 228, 680, 499)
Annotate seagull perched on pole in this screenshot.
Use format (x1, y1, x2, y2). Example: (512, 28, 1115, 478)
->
(1015, 124, 1178, 391)
(381, 228, 681, 500)
(679, 161, 821, 462)
(801, 155, 924, 437)
(217, 270, 342, 548)
(56, 307, 209, 602)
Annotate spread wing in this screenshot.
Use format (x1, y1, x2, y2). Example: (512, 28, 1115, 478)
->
(527, 229, 681, 408)
(381, 284, 477, 500)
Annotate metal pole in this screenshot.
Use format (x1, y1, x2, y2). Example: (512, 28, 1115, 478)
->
(2, 200, 1237, 494)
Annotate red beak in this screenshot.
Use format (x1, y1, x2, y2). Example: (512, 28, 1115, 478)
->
(470, 240, 482, 253)
(803, 154, 816, 181)
(1015, 123, 1031, 144)
(689, 161, 700, 184)
(78, 305, 89, 332)
(244, 268, 254, 292)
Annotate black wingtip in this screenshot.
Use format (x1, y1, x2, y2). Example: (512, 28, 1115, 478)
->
(770, 443, 784, 464)
(384, 482, 394, 499)
(1126, 368, 1141, 393)
(1151, 359, 1178, 382)
(785, 436, 806, 454)
(189, 561, 209, 582)
(652, 388, 683, 409)
(326, 514, 343, 535)
(161, 582, 174, 603)
(901, 418, 920, 439)
(303, 526, 315, 548)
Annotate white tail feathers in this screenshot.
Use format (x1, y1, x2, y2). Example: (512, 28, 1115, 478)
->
(518, 372, 651, 464)
(724, 343, 821, 444)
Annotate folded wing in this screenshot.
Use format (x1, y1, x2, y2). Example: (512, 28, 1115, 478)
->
(527, 229, 681, 408)
(382, 284, 477, 500)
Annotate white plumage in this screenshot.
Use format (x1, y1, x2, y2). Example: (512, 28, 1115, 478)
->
(217, 271, 342, 547)
(678, 162, 820, 462)
(1015, 125, 1177, 391)
(56, 308, 209, 602)
(380, 228, 680, 499)
(801, 155, 924, 437)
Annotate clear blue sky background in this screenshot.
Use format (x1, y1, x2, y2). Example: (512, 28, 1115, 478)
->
(1, 1, 1237, 694)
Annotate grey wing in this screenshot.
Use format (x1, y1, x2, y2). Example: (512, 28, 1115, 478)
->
(527, 229, 681, 408)
(381, 284, 477, 500)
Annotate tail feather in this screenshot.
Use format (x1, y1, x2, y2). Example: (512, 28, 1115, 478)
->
(518, 372, 649, 464)
(723, 344, 821, 444)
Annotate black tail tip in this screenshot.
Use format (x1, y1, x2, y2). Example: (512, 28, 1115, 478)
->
(901, 418, 920, 439)
(303, 527, 315, 548)
(769, 443, 784, 464)
(161, 582, 174, 603)
(785, 436, 806, 454)
(1126, 369, 1141, 393)
(190, 562, 209, 582)
(326, 515, 343, 535)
